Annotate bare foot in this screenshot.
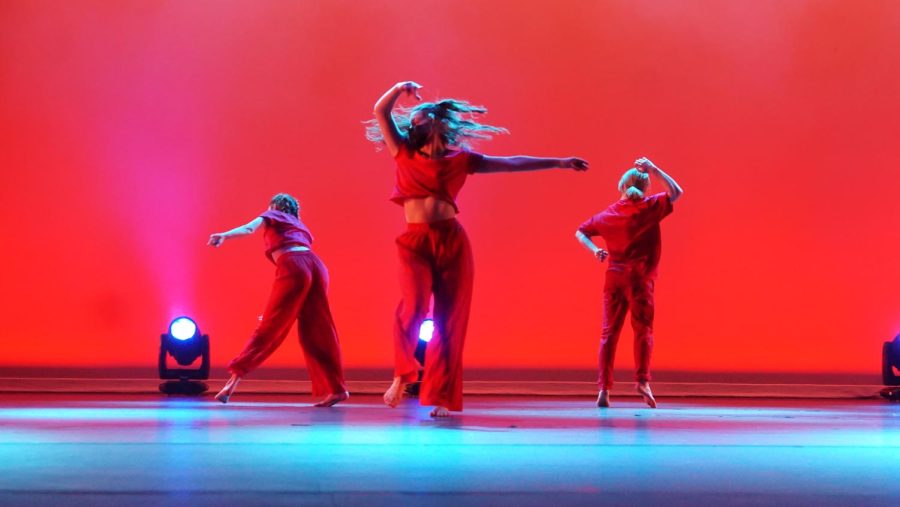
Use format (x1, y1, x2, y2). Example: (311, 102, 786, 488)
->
(429, 406, 451, 418)
(314, 391, 349, 407)
(215, 374, 241, 404)
(383, 377, 406, 407)
(597, 390, 610, 408)
(636, 382, 657, 408)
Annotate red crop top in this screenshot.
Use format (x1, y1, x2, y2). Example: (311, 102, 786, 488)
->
(389, 144, 485, 213)
(259, 209, 313, 263)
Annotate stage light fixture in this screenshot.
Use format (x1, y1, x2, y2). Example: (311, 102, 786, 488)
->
(159, 316, 210, 395)
(405, 318, 435, 396)
(169, 317, 198, 341)
(881, 333, 900, 401)
(418, 318, 435, 342)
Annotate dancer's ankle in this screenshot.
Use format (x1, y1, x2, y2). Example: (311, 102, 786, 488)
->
(597, 389, 610, 408)
(430, 406, 451, 418)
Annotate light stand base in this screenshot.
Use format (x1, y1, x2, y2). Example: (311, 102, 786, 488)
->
(404, 382, 421, 396)
(880, 387, 900, 401)
(159, 379, 209, 396)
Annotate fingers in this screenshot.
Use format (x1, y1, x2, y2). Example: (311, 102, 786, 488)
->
(634, 157, 656, 172)
(402, 81, 423, 100)
(569, 157, 589, 171)
(635, 158, 649, 173)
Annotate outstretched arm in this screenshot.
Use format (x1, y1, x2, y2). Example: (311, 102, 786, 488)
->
(373, 81, 422, 157)
(208, 217, 264, 247)
(476, 155, 589, 174)
(575, 230, 608, 262)
(635, 157, 683, 203)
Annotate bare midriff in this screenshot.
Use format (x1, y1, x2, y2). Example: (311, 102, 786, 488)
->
(271, 245, 310, 263)
(403, 196, 457, 224)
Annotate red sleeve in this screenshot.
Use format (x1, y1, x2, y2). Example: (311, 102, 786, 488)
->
(578, 214, 601, 237)
(648, 193, 674, 221)
(465, 150, 485, 174)
(259, 209, 288, 226)
(259, 209, 277, 223)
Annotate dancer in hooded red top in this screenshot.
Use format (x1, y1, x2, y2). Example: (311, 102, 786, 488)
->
(367, 81, 589, 417)
(208, 193, 348, 407)
(576, 157, 683, 408)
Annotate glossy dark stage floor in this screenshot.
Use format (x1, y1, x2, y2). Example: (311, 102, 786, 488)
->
(0, 393, 898, 506)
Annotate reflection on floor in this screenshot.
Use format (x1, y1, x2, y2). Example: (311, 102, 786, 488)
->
(0, 393, 897, 506)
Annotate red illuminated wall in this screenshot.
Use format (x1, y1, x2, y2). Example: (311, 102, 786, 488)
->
(1, 0, 898, 375)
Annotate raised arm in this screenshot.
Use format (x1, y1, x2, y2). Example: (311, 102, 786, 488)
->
(208, 217, 264, 247)
(373, 81, 422, 157)
(635, 157, 683, 203)
(575, 230, 608, 262)
(475, 155, 589, 174)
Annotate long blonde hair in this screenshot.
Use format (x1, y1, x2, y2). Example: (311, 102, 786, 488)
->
(618, 168, 650, 200)
(364, 99, 507, 150)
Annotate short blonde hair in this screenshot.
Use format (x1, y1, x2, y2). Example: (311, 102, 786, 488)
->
(618, 169, 650, 200)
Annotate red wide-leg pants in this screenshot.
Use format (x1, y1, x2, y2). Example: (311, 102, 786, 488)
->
(228, 251, 347, 397)
(598, 268, 655, 390)
(393, 219, 474, 412)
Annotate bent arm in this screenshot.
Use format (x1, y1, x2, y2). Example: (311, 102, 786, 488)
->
(476, 155, 589, 174)
(653, 166, 683, 203)
(373, 82, 420, 157)
(208, 217, 264, 247)
(575, 230, 608, 262)
(636, 157, 683, 203)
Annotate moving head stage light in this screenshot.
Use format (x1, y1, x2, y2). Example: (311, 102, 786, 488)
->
(159, 316, 210, 395)
(882, 333, 900, 401)
(405, 318, 435, 396)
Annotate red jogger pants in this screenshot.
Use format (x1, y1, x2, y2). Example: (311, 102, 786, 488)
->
(598, 268, 655, 390)
(394, 219, 474, 412)
(228, 251, 347, 397)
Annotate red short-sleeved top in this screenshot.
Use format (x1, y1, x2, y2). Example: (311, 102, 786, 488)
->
(578, 193, 674, 277)
(390, 145, 485, 213)
(259, 209, 313, 263)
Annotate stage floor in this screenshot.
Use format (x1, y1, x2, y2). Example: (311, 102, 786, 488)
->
(0, 393, 897, 506)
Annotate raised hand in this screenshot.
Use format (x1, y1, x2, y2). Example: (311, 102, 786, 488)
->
(397, 81, 423, 101)
(634, 157, 659, 173)
(595, 248, 609, 262)
(562, 157, 590, 171)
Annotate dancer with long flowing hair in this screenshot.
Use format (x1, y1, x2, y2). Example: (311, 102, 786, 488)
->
(367, 81, 589, 417)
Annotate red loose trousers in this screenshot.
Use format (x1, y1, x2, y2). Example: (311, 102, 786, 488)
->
(228, 251, 347, 397)
(393, 218, 474, 412)
(598, 268, 655, 389)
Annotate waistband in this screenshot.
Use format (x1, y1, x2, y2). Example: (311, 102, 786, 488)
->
(275, 248, 314, 262)
(405, 217, 460, 231)
(606, 263, 657, 277)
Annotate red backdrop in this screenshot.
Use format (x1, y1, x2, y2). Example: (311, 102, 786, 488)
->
(1, 0, 898, 374)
